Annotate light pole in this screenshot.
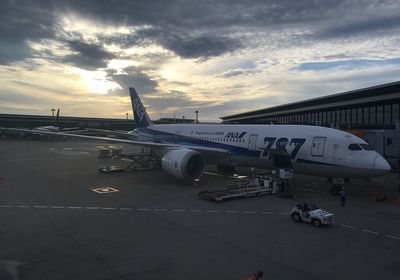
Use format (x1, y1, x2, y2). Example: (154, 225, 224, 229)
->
(126, 112, 129, 119)
(51, 108, 55, 117)
(195, 110, 199, 124)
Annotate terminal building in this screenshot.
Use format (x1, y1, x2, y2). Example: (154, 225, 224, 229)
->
(221, 81, 400, 161)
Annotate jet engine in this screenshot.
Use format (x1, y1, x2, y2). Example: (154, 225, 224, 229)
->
(161, 148, 205, 181)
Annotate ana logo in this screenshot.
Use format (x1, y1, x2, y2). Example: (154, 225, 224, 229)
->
(134, 98, 145, 121)
(225, 132, 247, 138)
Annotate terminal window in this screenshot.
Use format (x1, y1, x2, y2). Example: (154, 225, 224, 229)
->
(392, 104, 399, 124)
(370, 106, 376, 124)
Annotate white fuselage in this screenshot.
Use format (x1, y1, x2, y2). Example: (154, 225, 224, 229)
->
(135, 124, 390, 178)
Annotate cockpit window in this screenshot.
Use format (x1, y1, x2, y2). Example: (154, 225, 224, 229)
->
(360, 143, 374, 151)
(348, 143, 362, 150)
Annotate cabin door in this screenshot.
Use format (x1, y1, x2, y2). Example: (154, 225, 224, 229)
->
(248, 134, 258, 150)
(311, 137, 326, 157)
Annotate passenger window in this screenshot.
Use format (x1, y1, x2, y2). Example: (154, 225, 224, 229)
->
(360, 143, 374, 151)
(348, 143, 362, 150)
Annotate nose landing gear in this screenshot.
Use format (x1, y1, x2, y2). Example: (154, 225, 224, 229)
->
(329, 177, 344, 195)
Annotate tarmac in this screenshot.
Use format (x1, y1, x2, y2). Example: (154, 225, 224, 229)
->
(0, 139, 399, 280)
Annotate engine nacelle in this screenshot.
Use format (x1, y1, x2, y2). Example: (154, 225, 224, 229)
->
(161, 148, 205, 181)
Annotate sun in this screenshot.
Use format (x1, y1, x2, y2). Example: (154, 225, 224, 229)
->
(73, 68, 121, 94)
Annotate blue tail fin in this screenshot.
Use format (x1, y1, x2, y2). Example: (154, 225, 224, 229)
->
(129, 87, 152, 128)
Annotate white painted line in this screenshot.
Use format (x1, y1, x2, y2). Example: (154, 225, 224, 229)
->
(207, 210, 220, 213)
(279, 212, 290, 215)
(341, 224, 356, 229)
(85, 207, 99, 210)
(295, 187, 325, 194)
(137, 208, 150, 211)
(0, 205, 12, 208)
(119, 208, 133, 211)
(384, 235, 400, 240)
(102, 207, 116, 210)
(51, 206, 65, 209)
(261, 211, 274, 214)
(154, 209, 167, 212)
(189, 209, 203, 212)
(33, 206, 47, 209)
(17, 205, 30, 208)
(68, 206, 82, 209)
(361, 229, 379, 235)
(225, 210, 239, 213)
(172, 209, 185, 212)
(243, 211, 256, 214)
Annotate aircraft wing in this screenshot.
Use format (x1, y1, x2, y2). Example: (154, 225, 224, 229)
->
(67, 128, 133, 136)
(0, 127, 230, 154)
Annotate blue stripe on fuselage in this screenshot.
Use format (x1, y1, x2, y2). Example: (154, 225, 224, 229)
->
(296, 158, 341, 167)
(137, 127, 260, 157)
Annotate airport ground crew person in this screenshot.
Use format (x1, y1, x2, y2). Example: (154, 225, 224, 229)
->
(339, 188, 347, 207)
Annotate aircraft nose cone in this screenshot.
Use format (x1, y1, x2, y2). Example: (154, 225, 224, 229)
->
(373, 154, 391, 174)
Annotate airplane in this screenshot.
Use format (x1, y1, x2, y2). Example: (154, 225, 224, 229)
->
(33, 108, 61, 132)
(2, 87, 391, 192)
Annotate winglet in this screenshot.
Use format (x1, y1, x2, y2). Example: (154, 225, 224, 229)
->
(129, 88, 152, 128)
(55, 108, 60, 127)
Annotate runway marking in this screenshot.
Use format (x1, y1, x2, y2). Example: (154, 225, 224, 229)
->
(294, 187, 325, 194)
(361, 229, 379, 235)
(1, 204, 398, 241)
(341, 224, 356, 229)
(119, 208, 133, 211)
(384, 235, 400, 240)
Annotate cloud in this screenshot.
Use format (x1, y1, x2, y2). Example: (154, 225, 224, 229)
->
(106, 66, 158, 95)
(315, 15, 400, 39)
(217, 68, 260, 78)
(0, 0, 56, 64)
(1, 1, 400, 121)
(61, 40, 116, 70)
(161, 34, 241, 59)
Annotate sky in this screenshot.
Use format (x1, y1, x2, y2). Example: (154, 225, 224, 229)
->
(1, 0, 400, 122)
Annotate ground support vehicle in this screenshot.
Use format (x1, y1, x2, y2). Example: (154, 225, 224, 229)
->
(290, 205, 333, 227)
(198, 175, 281, 202)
